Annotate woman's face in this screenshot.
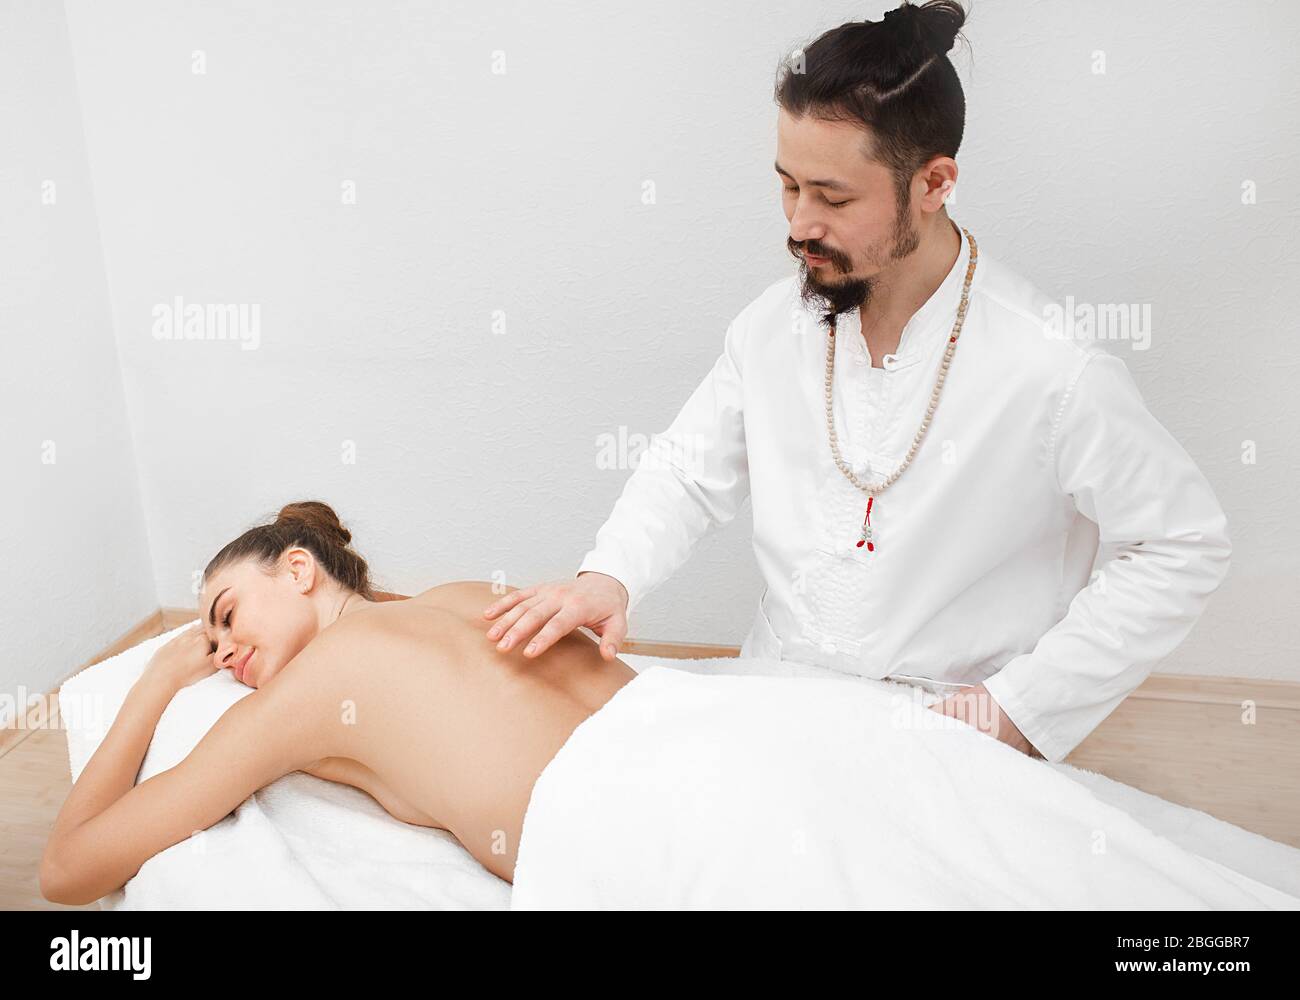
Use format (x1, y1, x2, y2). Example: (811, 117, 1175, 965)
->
(198, 551, 322, 688)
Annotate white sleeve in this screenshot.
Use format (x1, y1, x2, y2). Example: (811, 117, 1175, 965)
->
(981, 350, 1232, 763)
(576, 312, 751, 619)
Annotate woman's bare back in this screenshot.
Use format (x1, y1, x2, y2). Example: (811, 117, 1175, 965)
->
(292, 580, 636, 882)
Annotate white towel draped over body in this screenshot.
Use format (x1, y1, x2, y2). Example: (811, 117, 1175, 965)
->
(58, 625, 1300, 909)
(510, 666, 1299, 910)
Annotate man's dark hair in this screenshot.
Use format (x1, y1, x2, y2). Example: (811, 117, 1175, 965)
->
(774, 1, 970, 209)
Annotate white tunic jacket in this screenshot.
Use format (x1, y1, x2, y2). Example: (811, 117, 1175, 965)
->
(576, 224, 1231, 763)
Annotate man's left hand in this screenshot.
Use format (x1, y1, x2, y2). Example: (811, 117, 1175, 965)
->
(926, 683, 1042, 759)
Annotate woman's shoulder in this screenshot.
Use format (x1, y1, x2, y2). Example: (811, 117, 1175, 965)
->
(405, 580, 519, 618)
(268, 598, 447, 700)
(314, 580, 502, 642)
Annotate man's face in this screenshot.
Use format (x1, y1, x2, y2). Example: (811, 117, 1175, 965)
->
(775, 108, 921, 322)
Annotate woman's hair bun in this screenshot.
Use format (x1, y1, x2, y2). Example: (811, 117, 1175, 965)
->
(881, 1, 967, 58)
(204, 499, 376, 601)
(275, 500, 352, 547)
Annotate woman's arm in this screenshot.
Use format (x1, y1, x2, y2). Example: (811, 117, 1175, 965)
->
(48, 673, 178, 847)
(48, 624, 216, 842)
(41, 652, 331, 905)
(303, 757, 445, 829)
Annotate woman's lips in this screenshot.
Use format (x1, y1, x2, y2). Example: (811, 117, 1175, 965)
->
(235, 649, 254, 683)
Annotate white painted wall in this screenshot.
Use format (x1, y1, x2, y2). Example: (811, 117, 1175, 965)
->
(1, 1, 156, 725)
(5, 2, 1295, 710)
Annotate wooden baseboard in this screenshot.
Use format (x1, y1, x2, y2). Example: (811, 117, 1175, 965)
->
(18, 607, 1300, 849)
(621, 638, 743, 660)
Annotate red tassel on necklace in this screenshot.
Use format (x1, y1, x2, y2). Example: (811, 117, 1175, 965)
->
(856, 496, 874, 551)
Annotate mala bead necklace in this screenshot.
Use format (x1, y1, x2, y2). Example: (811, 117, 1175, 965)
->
(824, 227, 978, 551)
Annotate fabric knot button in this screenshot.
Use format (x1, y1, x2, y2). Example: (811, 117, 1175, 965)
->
(883, 355, 897, 368)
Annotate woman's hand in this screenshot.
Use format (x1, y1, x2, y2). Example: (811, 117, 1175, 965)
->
(140, 622, 220, 694)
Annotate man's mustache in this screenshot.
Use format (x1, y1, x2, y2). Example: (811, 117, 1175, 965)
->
(789, 239, 836, 262)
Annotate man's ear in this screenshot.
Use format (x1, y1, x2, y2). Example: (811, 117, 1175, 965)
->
(918, 156, 958, 211)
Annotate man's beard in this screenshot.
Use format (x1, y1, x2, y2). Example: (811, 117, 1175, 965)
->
(789, 193, 921, 331)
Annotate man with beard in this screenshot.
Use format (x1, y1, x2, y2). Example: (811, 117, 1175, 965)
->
(482, 1, 1231, 764)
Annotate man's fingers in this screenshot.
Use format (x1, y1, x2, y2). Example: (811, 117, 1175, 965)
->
(597, 617, 628, 659)
(482, 586, 530, 620)
(483, 586, 535, 620)
(495, 600, 560, 652)
(521, 608, 588, 658)
(485, 596, 540, 641)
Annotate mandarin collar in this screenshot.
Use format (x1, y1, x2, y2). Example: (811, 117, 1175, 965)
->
(804, 220, 974, 370)
(893, 219, 972, 360)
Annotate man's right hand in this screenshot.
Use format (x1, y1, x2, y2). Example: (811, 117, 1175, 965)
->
(481, 572, 630, 661)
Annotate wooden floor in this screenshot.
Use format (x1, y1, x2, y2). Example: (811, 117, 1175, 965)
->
(1, 694, 97, 910)
(3, 614, 1298, 910)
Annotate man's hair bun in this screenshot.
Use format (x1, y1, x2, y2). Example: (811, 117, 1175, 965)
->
(881, 1, 967, 58)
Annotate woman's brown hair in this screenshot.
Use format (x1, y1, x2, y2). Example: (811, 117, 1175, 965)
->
(203, 500, 379, 600)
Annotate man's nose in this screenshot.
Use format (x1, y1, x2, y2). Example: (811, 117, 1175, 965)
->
(787, 201, 826, 244)
(790, 225, 828, 254)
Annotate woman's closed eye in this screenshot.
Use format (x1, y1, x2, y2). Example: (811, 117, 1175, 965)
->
(209, 608, 233, 656)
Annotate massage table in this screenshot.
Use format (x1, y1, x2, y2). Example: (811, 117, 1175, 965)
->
(55, 622, 1300, 909)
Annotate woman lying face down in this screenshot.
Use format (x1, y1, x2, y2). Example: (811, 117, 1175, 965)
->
(198, 500, 382, 689)
(40, 500, 638, 903)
